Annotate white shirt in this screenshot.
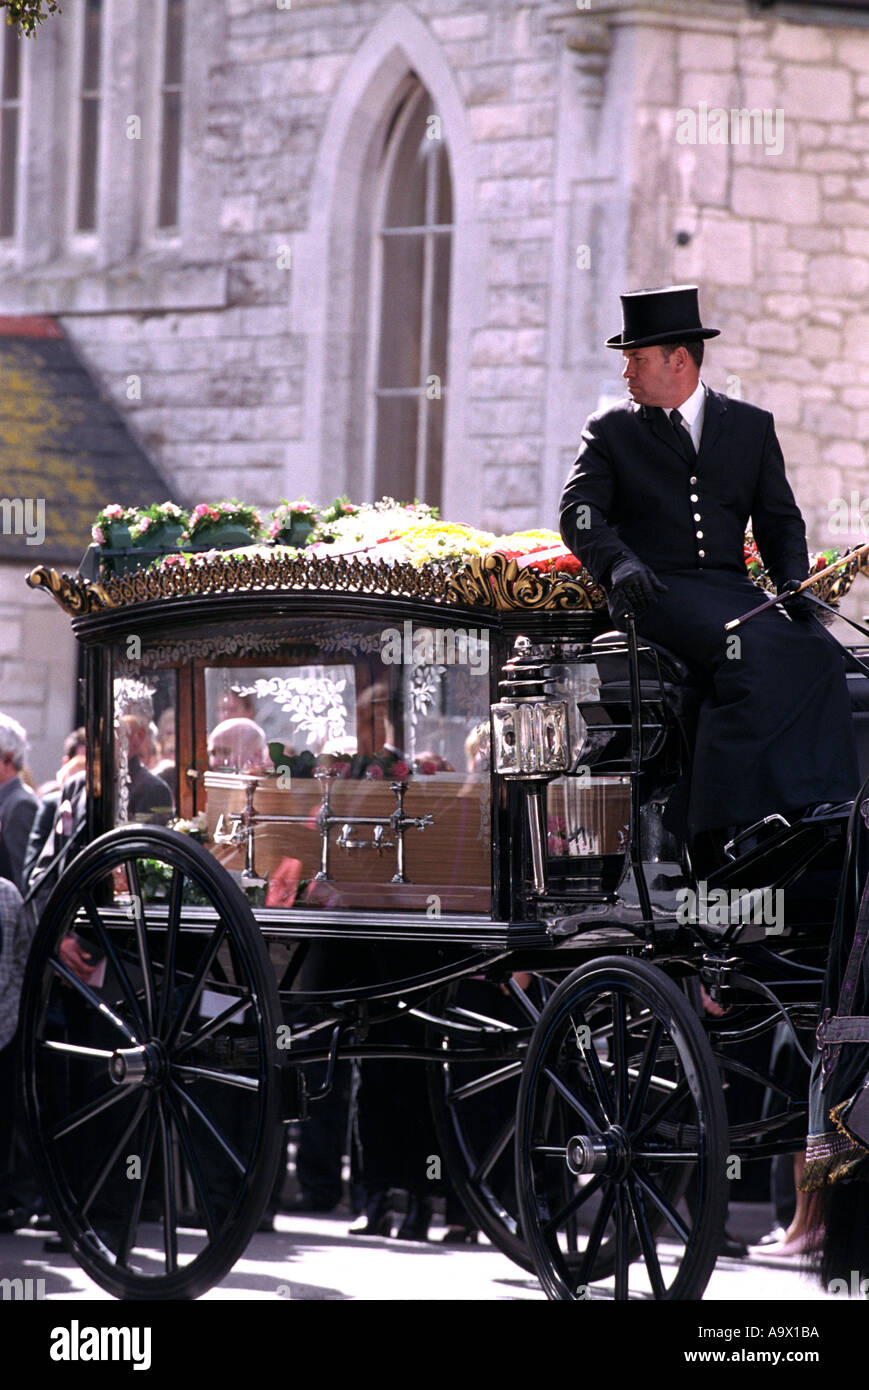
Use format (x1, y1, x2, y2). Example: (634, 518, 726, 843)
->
(668, 379, 706, 453)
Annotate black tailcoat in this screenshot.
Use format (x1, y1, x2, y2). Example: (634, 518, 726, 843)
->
(559, 388, 859, 834)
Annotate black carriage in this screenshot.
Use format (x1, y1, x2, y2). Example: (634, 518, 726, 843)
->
(19, 543, 869, 1300)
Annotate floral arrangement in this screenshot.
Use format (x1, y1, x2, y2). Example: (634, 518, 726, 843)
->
(487, 528, 583, 575)
(743, 527, 764, 581)
(129, 501, 189, 542)
(91, 503, 138, 546)
(317, 496, 360, 531)
(308, 497, 439, 552)
(744, 526, 841, 592)
(93, 496, 852, 613)
(268, 497, 317, 541)
(158, 543, 299, 573)
(169, 811, 209, 841)
(400, 521, 496, 565)
(180, 501, 263, 544)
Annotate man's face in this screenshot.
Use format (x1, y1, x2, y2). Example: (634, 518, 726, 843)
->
(621, 345, 695, 408)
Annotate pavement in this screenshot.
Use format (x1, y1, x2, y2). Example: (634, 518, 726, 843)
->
(0, 1201, 857, 1302)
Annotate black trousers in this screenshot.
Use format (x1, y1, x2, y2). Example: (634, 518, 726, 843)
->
(622, 570, 859, 836)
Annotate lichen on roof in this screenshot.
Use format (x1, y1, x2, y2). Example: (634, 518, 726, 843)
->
(0, 319, 175, 564)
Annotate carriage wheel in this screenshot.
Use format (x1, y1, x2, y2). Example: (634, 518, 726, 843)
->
(426, 974, 554, 1270)
(20, 826, 284, 1300)
(515, 957, 727, 1300)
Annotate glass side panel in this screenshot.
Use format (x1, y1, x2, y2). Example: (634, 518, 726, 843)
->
(112, 672, 178, 826)
(196, 617, 492, 913)
(546, 775, 630, 858)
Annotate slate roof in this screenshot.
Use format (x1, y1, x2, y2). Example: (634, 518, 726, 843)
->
(756, 0, 869, 9)
(0, 316, 175, 566)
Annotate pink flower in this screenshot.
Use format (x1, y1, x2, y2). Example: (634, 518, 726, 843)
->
(92, 525, 106, 545)
(365, 764, 384, 780)
(104, 504, 124, 520)
(418, 759, 437, 776)
(392, 760, 410, 779)
(138, 516, 152, 532)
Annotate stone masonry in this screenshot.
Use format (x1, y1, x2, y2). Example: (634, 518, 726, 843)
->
(3, 0, 869, 770)
(0, 0, 866, 551)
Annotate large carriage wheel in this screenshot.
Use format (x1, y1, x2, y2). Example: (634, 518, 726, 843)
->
(516, 957, 727, 1300)
(20, 826, 285, 1300)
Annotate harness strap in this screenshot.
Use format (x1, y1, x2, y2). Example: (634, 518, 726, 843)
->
(822, 1016, 869, 1044)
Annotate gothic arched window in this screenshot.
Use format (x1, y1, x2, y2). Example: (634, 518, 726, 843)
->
(0, 24, 21, 239)
(76, 0, 102, 233)
(371, 81, 452, 509)
(157, 0, 185, 230)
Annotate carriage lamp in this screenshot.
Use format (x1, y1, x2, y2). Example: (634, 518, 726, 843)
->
(492, 636, 569, 894)
(491, 636, 569, 778)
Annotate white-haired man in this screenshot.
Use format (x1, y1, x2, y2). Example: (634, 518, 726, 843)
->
(0, 715, 39, 889)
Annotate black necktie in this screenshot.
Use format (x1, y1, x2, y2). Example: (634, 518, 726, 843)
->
(669, 408, 697, 462)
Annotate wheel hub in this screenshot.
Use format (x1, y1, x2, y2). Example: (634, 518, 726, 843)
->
(566, 1125, 632, 1179)
(108, 1040, 168, 1088)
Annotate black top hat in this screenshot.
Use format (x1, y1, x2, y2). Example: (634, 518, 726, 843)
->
(606, 285, 720, 349)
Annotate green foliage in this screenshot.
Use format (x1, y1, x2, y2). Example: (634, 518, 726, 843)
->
(2, 0, 61, 36)
(137, 858, 210, 906)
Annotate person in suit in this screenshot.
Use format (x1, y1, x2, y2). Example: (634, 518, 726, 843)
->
(0, 715, 39, 890)
(114, 682, 174, 825)
(559, 285, 859, 859)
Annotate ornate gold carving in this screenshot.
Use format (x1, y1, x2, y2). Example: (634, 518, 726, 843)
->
(752, 552, 869, 608)
(820, 551, 869, 607)
(26, 565, 115, 615)
(52, 546, 869, 619)
(443, 553, 606, 612)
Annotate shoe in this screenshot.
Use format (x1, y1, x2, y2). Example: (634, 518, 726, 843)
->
(396, 1195, 432, 1242)
(748, 1230, 823, 1259)
(30, 1213, 57, 1232)
(440, 1225, 479, 1245)
(718, 1230, 748, 1259)
(348, 1192, 392, 1237)
(752, 1225, 787, 1248)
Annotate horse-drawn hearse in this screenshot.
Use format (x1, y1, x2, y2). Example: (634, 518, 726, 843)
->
(19, 503, 869, 1300)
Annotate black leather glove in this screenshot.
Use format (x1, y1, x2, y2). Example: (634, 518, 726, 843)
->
(777, 577, 816, 622)
(608, 556, 668, 617)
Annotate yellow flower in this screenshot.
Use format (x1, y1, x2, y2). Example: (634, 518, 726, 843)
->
(400, 522, 496, 566)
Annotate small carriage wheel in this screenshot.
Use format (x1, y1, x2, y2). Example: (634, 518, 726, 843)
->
(515, 957, 728, 1301)
(425, 974, 557, 1271)
(20, 826, 285, 1301)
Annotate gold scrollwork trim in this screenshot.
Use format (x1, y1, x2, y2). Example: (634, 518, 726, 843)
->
(29, 550, 608, 617)
(443, 553, 606, 611)
(26, 565, 115, 615)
